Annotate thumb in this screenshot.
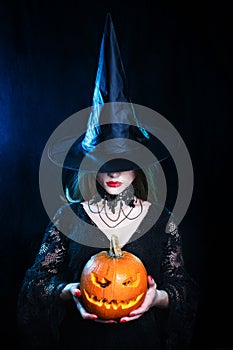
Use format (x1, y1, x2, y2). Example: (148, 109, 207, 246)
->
(148, 275, 156, 288)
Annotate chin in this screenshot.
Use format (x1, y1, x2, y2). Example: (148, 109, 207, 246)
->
(105, 186, 125, 195)
(106, 189, 121, 195)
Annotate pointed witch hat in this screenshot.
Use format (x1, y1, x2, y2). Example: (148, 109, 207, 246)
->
(49, 13, 174, 173)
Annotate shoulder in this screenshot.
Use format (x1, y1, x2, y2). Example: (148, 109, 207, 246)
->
(139, 199, 151, 208)
(149, 204, 178, 233)
(49, 201, 86, 232)
(53, 201, 83, 217)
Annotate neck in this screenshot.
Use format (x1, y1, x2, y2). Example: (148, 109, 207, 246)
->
(90, 183, 135, 214)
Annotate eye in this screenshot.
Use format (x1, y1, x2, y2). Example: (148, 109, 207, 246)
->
(91, 273, 111, 288)
(122, 273, 141, 287)
(98, 278, 111, 288)
(122, 278, 133, 286)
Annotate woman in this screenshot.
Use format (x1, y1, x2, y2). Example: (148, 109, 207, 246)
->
(17, 162, 199, 350)
(17, 13, 199, 350)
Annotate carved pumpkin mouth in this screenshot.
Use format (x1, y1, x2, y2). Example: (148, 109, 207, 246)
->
(83, 289, 145, 310)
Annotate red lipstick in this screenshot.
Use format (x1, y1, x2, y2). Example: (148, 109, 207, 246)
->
(106, 181, 122, 188)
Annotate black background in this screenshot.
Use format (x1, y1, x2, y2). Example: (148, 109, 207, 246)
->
(0, 1, 232, 349)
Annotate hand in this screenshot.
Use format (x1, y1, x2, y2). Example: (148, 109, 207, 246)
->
(60, 282, 81, 300)
(118, 275, 169, 323)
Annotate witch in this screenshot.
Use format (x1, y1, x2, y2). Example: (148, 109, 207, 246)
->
(17, 13, 199, 350)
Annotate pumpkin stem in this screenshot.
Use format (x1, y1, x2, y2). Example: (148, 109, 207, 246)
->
(109, 234, 123, 258)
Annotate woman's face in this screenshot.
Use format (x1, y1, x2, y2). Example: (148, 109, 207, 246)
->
(96, 170, 136, 195)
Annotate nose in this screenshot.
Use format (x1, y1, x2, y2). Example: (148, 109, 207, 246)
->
(107, 172, 121, 178)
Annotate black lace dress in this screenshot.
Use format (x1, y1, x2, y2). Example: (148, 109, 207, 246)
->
(17, 203, 199, 350)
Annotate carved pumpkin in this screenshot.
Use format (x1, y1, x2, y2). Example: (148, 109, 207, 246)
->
(80, 235, 148, 320)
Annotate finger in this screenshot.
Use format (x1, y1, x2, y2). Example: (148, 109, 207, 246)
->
(76, 301, 98, 320)
(148, 275, 156, 288)
(94, 319, 117, 324)
(128, 309, 142, 317)
(72, 289, 81, 297)
(70, 284, 81, 297)
(129, 303, 147, 316)
(119, 313, 142, 323)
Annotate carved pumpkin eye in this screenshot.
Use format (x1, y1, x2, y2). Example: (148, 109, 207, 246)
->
(122, 273, 141, 287)
(91, 273, 111, 288)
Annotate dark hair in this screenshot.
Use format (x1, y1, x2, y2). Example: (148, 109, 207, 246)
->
(63, 165, 158, 204)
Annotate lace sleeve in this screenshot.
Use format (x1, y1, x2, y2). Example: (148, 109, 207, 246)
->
(160, 219, 199, 349)
(17, 207, 70, 348)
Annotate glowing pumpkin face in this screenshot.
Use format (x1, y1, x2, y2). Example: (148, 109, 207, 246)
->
(80, 235, 148, 320)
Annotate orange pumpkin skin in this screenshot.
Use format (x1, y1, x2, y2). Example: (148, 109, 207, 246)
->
(80, 240, 148, 320)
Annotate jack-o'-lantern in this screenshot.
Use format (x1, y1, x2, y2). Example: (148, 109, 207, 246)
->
(80, 235, 148, 320)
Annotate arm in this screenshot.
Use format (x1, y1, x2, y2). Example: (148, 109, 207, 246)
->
(123, 217, 199, 349)
(17, 209, 70, 348)
(159, 219, 199, 348)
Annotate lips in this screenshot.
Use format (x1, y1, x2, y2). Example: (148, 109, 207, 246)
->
(106, 181, 122, 188)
